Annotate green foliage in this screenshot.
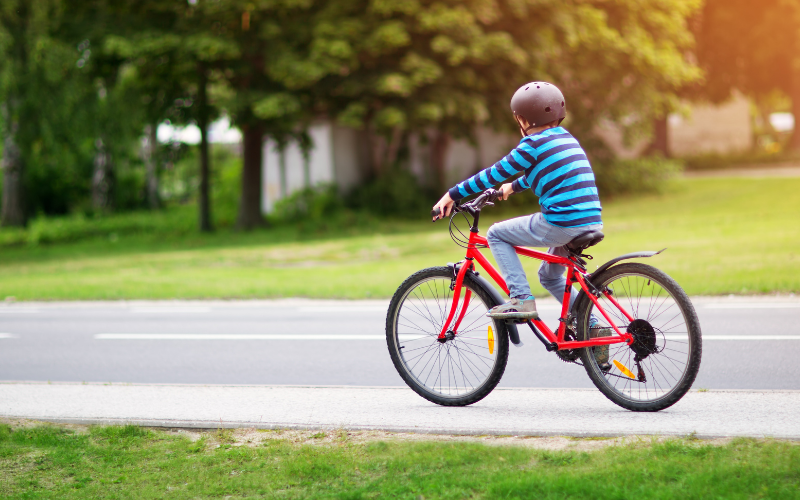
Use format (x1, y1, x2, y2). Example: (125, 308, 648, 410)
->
(311, 0, 701, 156)
(346, 168, 434, 217)
(693, 0, 798, 104)
(0, 206, 197, 247)
(271, 184, 344, 222)
(593, 156, 684, 197)
(210, 146, 244, 228)
(683, 150, 800, 171)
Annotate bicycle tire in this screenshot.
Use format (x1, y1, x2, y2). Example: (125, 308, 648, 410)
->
(574, 263, 702, 412)
(386, 266, 510, 406)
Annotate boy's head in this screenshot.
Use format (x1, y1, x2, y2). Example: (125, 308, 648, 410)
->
(510, 82, 566, 136)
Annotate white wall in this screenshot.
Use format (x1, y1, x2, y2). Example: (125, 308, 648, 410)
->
(331, 125, 366, 192)
(668, 94, 753, 156)
(595, 94, 754, 159)
(259, 122, 522, 214)
(261, 122, 335, 214)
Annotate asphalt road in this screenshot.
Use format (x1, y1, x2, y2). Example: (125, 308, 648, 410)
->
(1, 297, 798, 390)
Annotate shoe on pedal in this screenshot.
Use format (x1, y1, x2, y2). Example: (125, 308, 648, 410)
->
(486, 297, 539, 320)
(590, 325, 612, 368)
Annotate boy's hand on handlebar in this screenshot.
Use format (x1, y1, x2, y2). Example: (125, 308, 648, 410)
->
(432, 192, 455, 221)
(500, 183, 514, 201)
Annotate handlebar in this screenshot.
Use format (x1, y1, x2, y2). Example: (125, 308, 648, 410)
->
(431, 189, 500, 221)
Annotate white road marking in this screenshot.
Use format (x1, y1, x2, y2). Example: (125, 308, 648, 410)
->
(0, 333, 18, 339)
(95, 333, 391, 340)
(130, 307, 211, 314)
(704, 303, 800, 309)
(93, 333, 800, 341)
(295, 307, 387, 313)
(664, 335, 800, 340)
(0, 309, 39, 314)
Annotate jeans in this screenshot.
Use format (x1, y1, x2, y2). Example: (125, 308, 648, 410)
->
(486, 213, 603, 310)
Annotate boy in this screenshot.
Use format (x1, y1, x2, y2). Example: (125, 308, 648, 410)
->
(432, 81, 603, 326)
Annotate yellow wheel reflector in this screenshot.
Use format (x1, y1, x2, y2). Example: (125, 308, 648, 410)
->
(612, 360, 636, 379)
(488, 325, 495, 355)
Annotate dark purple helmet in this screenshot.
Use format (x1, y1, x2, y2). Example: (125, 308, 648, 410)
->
(510, 82, 566, 133)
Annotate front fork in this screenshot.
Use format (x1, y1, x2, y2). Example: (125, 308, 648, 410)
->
(438, 260, 474, 340)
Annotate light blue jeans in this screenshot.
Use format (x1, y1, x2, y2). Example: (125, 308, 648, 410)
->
(486, 213, 603, 310)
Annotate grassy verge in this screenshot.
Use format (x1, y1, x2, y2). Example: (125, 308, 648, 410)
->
(1, 423, 798, 499)
(0, 176, 798, 300)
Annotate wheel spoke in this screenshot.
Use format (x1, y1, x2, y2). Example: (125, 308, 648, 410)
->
(389, 274, 504, 402)
(583, 267, 699, 408)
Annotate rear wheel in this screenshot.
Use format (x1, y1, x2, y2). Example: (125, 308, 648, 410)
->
(575, 263, 702, 412)
(386, 267, 509, 406)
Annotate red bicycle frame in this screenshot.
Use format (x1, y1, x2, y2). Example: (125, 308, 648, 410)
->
(438, 230, 635, 351)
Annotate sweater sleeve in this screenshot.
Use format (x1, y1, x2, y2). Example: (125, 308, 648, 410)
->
(447, 139, 538, 201)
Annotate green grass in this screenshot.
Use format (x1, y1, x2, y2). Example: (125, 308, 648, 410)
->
(0, 176, 799, 300)
(1, 424, 798, 499)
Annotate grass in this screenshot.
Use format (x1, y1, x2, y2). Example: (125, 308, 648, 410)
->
(0, 176, 799, 300)
(1, 423, 799, 499)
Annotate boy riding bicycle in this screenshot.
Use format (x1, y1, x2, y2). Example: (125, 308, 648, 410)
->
(431, 82, 609, 364)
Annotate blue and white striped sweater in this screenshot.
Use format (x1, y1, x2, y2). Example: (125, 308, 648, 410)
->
(447, 127, 602, 228)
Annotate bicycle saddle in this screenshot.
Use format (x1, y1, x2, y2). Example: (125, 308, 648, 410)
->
(566, 230, 604, 252)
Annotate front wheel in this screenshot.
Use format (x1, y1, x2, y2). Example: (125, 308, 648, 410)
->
(386, 267, 510, 406)
(575, 263, 702, 412)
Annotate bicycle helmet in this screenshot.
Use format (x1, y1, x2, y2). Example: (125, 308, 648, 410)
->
(510, 82, 566, 134)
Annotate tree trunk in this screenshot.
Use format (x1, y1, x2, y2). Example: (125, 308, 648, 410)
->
(789, 58, 800, 152)
(385, 126, 403, 170)
(236, 124, 264, 230)
(1, 106, 25, 227)
(92, 138, 113, 212)
(143, 123, 159, 209)
(365, 122, 386, 177)
(430, 129, 451, 192)
(197, 65, 213, 232)
(647, 116, 670, 157)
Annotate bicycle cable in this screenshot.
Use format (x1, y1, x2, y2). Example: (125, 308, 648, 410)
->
(448, 210, 488, 249)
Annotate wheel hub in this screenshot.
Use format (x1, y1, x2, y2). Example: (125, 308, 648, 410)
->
(627, 319, 657, 359)
(437, 331, 456, 344)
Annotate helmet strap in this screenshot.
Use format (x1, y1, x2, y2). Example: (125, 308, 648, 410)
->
(514, 115, 536, 136)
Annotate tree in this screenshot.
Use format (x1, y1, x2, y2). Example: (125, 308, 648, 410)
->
(101, 1, 239, 231)
(300, 0, 700, 189)
(199, 0, 324, 230)
(693, 0, 800, 151)
(0, 0, 102, 225)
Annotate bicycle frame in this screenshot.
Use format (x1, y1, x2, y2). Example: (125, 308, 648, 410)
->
(439, 230, 635, 351)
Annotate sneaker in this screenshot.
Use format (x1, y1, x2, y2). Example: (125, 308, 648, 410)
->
(486, 298, 539, 320)
(590, 325, 612, 371)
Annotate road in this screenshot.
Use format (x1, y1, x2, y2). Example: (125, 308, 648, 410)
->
(1, 297, 798, 390)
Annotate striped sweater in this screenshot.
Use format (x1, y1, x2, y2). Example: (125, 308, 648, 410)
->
(447, 126, 602, 228)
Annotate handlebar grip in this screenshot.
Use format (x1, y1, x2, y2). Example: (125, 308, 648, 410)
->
(431, 207, 441, 220)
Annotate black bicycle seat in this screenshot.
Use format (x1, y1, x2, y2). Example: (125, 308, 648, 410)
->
(566, 230, 605, 252)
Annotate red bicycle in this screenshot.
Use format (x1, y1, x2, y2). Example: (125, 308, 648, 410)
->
(386, 189, 702, 412)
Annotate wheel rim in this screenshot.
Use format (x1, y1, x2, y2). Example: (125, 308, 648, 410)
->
(584, 272, 694, 404)
(392, 277, 500, 399)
